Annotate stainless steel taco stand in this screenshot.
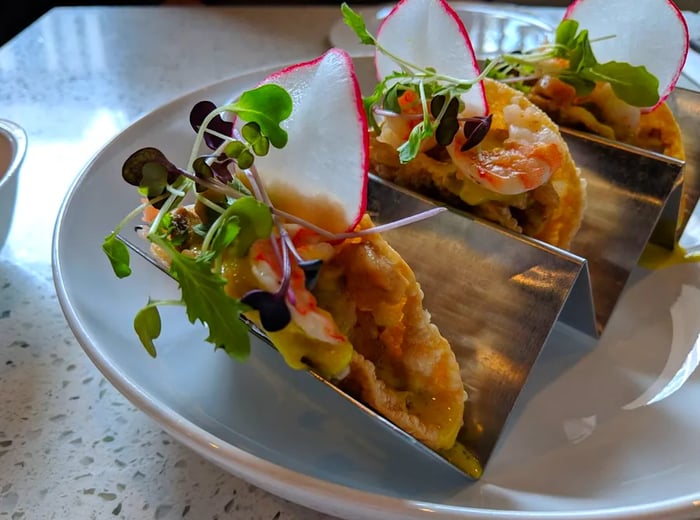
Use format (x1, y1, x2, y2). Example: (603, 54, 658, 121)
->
(117, 59, 690, 480)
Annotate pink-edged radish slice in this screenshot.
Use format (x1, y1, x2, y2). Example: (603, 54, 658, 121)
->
(250, 48, 368, 235)
(375, 0, 488, 116)
(564, 0, 689, 110)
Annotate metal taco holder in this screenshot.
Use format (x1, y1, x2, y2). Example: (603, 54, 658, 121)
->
(116, 65, 694, 480)
(366, 129, 684, 473)
(118, 128, 683, 479)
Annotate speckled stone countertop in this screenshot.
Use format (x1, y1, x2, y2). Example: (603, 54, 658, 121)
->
(0, 6, 358, 519)
(1, 4, 699, 520)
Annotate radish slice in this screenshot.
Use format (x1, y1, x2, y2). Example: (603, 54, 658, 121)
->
(251, 48, 368, 234)
(564, 0, 689, 110)
(375, 0, 488, 116)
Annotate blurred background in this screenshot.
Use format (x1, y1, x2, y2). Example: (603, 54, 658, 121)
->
(2, 0, 698, 46)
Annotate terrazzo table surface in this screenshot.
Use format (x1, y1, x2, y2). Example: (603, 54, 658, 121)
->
(1, 4, 698, 520)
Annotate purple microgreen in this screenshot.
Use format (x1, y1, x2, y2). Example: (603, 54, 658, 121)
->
(431, 95, 460, 146)
(461, 114, 493, 152)
(190, 100, 233, 149)
(282, 233, 324, 291)
(192, 157, 213, 193)
(239, 231, 293, 332)
(298, 259, 323, 290)
(122, 148, 182, 202)
(240, 290, 291, 332)
(210, 158, 234, 184)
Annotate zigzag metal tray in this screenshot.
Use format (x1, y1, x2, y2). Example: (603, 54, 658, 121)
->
(96, 56, 690, 480)
(118, 129, 682, 478)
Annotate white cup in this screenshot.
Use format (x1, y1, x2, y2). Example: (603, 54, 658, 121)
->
(0, 119, 27, 252)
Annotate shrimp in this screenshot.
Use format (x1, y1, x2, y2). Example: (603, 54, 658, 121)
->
(248, 232, 346, 345)
(445, 101, 565, 195)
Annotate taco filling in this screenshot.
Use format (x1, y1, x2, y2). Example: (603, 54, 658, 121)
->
(525, 69, 685, 161)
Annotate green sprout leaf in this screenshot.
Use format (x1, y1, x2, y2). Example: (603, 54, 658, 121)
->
(555, 19, 579, 50)
(138, 161, 169, 198)
(569, 29, 597, 72)
(224, 140, 246, 159)
(242, 122, 270, 157)
(398, 121, 431, 163)
(583, 62, 660, 107)
(227, 196, 274, 256)
(485, 18, 662, 109)
(559, 72, 596, 96)
(231, 84, 292, 149)
(237, 149, 254, 170)
(102, 235, 131, 278)
(210, 219, 241, 256)
(133, 303, 161, 357)
(153, 237, 252, 359)
(363, 79, 388, 133)
(383, 84, 404, 114)
(341, 3, 376, 45)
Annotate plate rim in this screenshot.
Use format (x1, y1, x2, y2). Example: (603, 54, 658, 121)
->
(51, 63, 700, 520)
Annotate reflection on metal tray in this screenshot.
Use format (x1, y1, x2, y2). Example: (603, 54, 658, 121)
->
(666, 87, 700, 234)
(561, 129, 684, 333)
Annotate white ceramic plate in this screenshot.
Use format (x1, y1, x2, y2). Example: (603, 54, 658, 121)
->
(53, 66, 700, 520)
(328, 2, 554, 58)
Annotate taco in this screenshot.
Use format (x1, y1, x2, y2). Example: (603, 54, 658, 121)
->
(369, 78, 586, 249)
(107, 48, 469, 465)
(526, 73, 685, 161)
(483, 0, 689, 162)
(150, 203, 466, 452)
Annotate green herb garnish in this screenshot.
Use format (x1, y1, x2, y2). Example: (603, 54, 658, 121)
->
(341, 3, 498, 161)
(487, 19, 660, 107)
(341, 4, 661, 163)
(103, 83, 292, 358)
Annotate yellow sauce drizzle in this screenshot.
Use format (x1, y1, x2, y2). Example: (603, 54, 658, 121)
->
(439, 442, 483, 480)
(638, 243, 700, 270)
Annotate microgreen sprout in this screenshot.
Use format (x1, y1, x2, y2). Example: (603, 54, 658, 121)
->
(342, 2, 501, 162)
(105, 80, 448, 361)
(486, 19, 659, 107)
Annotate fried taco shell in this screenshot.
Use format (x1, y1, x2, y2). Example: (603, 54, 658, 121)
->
(153, 207, 466, 452)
